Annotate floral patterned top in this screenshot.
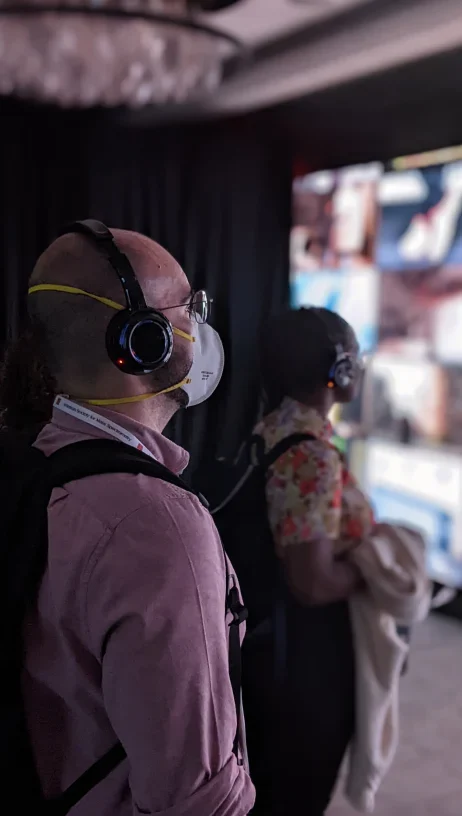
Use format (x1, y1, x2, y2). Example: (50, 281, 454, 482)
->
(254, 398, 375, 557)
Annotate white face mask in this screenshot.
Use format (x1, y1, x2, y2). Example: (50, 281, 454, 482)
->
(182, 322, 225, 407)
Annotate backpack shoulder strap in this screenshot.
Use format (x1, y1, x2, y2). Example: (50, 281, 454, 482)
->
(249, 432, 317, 473)
(211, 433, 318, 516)
(47, 743, 127, 816)
(46, 438, 203, 499)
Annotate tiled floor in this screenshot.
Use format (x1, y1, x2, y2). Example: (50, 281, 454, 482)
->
(330, 613, 462, 816)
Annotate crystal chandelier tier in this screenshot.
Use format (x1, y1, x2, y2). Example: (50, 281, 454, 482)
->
(0, 0, 243, 107)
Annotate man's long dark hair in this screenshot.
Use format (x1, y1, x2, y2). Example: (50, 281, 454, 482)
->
(0, 321, 56, 430)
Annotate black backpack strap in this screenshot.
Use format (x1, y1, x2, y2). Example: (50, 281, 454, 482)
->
(46, 438, 205, 501)
(43, 438, 240, 811)
(225, 564, 248, 761)
(249, 432, 316, 473)
(250, 432, 316, 689)
(47, 744, 126, 816)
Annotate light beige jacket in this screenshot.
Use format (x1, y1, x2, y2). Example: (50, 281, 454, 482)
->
(344, 525, 432, 813)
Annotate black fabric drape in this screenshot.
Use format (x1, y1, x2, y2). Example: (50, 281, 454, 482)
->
(1, 108, 88, 348)
(1, 102, 291, 468)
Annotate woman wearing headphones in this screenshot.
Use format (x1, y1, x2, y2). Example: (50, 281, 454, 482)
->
(245, 307, 373, 816)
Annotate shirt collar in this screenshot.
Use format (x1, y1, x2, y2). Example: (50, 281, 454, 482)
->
(277, 397, 333, 442)
(51, 404, 189, 476)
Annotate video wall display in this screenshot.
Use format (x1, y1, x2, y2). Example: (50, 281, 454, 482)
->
(378, 267, 462, 362)
(376, 163, 462, 271)
(366, 354, 446, 445)
(292, 163, 382, 273)
(365, 441, 462, 589)
(291, 146, 462, 587)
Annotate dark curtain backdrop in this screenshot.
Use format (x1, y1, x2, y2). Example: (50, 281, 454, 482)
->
(1, 102, 291, 468)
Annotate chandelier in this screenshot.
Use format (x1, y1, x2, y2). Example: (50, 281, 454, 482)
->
(0, 1, 244, 107)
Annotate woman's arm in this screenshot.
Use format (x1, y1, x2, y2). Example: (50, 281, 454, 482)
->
(267, 440, 363, 606)
(282, 536, 363, 606)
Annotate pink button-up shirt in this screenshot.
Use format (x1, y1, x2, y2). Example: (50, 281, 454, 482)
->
(22, 407, 254, 816)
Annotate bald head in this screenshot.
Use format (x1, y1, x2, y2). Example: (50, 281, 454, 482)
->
(28, 228, 191, 395)
(30, 228, 188, 312)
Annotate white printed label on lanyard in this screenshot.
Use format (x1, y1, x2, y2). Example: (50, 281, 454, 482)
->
(54, 396, 154, 459)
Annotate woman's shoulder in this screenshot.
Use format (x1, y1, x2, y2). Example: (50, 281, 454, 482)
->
(269, 435, 341, 478)
(254, 399, 336, 455)
(254, 409, 339, 458)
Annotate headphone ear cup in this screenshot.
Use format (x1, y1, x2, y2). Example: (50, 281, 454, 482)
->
(332, 355, 354, 389)
(328, 345, 355, 390)
(106, 309, 174, 375)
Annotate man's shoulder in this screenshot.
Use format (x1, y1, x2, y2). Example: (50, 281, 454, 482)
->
(56, 467, 199, 533)
(45, 469, 211, 600)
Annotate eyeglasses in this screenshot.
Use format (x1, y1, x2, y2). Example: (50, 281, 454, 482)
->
(162, 290, 211, 325)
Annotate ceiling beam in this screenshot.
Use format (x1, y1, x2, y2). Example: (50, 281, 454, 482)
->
(206, 0, 462, 114)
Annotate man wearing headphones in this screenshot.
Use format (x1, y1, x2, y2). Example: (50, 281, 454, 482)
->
(1, 223, 254, 815)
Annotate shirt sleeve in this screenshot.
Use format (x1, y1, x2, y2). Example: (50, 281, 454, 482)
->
(266, 439, 343, 552)
(85, 490, 254, 816)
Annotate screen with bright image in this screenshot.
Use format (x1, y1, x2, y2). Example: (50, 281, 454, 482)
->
(291, 147, 462, 587)
(292, 163, 381, 273)
(291, 268, 379, 354)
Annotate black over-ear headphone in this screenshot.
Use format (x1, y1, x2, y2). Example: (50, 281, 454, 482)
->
(327, 343, 355, 391)
(60, 219, 173, 376)
(307, 307, 355, 391)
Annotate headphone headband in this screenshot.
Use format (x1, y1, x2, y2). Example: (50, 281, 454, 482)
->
(59, 219, 174, 376)
(60, 220, 146, 312)
(306, 307, 354, 391)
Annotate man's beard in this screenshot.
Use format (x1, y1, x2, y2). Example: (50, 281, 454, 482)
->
(148, 345, 192, 409)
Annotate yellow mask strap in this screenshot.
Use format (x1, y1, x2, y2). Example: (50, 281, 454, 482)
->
(28, 284, 124, 313)
(81, 378, 191, 407)
(28, 283, 195, 343)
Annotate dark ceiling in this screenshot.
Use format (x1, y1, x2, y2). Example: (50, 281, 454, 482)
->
(269, 45, 462, 168)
